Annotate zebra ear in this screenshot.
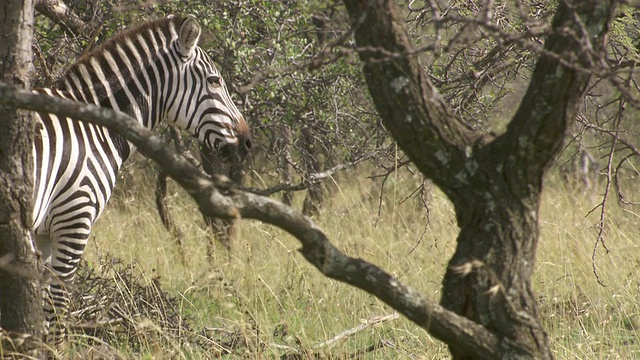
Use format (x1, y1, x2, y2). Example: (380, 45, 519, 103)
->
(178, 15, 201, 57)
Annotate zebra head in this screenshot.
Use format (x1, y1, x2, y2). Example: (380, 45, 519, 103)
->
(166, 15, 252, 163)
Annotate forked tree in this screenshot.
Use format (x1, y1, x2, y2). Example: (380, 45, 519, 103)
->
(341, 0, 614, 358)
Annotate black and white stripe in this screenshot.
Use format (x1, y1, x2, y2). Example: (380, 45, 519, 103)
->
(31, 14, 251, 345)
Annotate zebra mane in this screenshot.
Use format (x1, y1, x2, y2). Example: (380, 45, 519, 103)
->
(54, 15, 184, 90)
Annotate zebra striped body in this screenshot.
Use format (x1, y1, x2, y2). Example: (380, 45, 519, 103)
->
(31, 15, 251, 345)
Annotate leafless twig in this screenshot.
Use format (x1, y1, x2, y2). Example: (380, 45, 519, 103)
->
(244, 151, 381, 196)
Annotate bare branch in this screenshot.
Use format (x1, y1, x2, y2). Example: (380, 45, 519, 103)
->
(34, 0, 91, 37)
(0, 82, 500, 358)
(244, 150, 381, 196)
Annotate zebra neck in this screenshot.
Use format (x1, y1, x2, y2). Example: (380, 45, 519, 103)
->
(51, 19, 180, 161)
(57, 60, 167, 130)
(53, 50, 177, 160)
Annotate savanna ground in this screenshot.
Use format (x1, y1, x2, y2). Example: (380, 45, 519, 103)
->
(67, 158, 640, 359)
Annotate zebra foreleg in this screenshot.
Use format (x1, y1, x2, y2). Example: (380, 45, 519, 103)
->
(43, 231, 89, 349)
(43, 276, 70, 349)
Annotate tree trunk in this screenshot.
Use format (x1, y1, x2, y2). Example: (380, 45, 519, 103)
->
(0, 0, 43, 354)
(301, 126, 323, 216)
(441, 180, 550, 358)
(277, 124, 294, 206)
(341, 0, 613, 358)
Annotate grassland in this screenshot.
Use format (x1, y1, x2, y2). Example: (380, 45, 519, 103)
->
(73, 165, 640, 359)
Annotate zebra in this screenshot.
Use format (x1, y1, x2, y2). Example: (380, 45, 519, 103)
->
(30, 14, 252, 346)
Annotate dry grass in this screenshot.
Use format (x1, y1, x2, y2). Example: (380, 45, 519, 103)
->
(535, 183, 640, 359)
(67, 166, 640, 359)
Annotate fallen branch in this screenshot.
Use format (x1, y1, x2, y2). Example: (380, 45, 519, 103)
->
(0, 83, 500, 358)
(277, 314, 403, 358)
(346, 338, 415, 359)
(312, 312, 399, 350)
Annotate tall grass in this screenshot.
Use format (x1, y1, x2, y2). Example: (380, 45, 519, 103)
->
(79, 165, 640, 358)
(536, 181, 640, 359)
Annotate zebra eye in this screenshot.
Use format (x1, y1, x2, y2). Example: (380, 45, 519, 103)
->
(207, 75, 221, 87)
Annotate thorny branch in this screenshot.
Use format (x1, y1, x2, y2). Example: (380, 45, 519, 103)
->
(367, 158, 414, 227)
(578, 104, 635, 286)
(0, 83, 501, 358)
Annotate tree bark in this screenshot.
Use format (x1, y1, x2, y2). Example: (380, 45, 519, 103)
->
(0, 0, 43, 353)
(341, 0, 613, 358)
